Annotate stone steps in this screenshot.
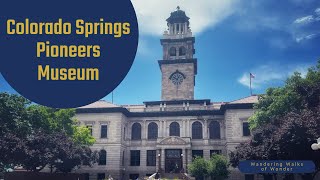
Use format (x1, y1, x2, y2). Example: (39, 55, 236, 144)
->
(161, 173, 184, 179)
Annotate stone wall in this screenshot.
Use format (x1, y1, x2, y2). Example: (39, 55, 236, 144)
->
(75, 106, 255, 180)
(160, 63, 195, 100)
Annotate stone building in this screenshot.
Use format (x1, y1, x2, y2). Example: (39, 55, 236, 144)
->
(75, 7, 258, 180)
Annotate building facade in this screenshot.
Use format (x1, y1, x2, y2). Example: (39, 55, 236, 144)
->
(76, 7, 258, 180)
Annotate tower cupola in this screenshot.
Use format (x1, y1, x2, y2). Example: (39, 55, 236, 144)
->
(164, 6, 192, 37)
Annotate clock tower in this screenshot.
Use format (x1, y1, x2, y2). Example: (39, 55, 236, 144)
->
(159, 7, 197, 101)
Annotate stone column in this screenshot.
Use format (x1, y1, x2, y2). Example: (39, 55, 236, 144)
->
(157, 149, 162, 172)
(162, 121, 165, 137)
(163, 121, 167, 137)
(204, 119, 208, 139)
(184, 149, 188, 173)
(181, 23, 184, 34)
(187, 149, 192, 173)
(186, 120, 190, 137)
(179, 23, 182, 34)
(159, 120, 162, 138)
(143, 120, 147, 140)
(182, 120, 186, 137)
(174, 23, 177, 34)
(171, 24, 174, 34)
(184, 23, 187, 34)
(161, 148, 165, 171)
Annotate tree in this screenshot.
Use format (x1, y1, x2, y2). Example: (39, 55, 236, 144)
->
(20, 130, 97, 173)
(208, 154, 230, 180)
(27, 105, 95, 146)
(230, 110, 320, 180)
(188, 157, 209, 180)
(188, 155, 230, 180)
(249, 61, 320, 130)
(72, 126, 96, 146)
(0, 93, 96, 173)
(274, 109, 320, 180)
(0, 93, 32, 138)
(0, 132, 26, 172)
(230, 61, 320, 180)
(0, 93, 31, 172)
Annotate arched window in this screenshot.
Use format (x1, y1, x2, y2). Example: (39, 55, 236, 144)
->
(169, 47, 176, 56)
(98, 150, 106, 165)
(169, 122, 180, 136)
(192, 121, 203, 139)
(179, 46, 186, 56)
(209, 121, 221, 139)
(131, 123, 141, 140)
(148, 122, 158, 139)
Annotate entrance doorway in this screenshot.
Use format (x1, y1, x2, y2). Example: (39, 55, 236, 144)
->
(165, 149, 182, 173)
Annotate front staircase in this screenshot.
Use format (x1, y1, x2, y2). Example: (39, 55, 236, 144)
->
(162, 173, 184, 179)
(147, 172, 195, 180)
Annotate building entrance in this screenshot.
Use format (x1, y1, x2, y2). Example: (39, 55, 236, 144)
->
(165, 149, 182, 173)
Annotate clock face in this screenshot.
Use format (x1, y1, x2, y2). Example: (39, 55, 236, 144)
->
(171, 73, 184, 85)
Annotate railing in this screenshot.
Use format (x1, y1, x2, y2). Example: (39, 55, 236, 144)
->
(147, 172, 195, 180)
(180, 173, 195, 180)
(147, 173, 157, 180)
(163, 32, 193, 39)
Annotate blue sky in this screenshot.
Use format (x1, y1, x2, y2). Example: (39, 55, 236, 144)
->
(1, 0, 320, 105)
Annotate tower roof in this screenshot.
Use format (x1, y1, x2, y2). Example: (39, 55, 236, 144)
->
(166, 6, 190, 25)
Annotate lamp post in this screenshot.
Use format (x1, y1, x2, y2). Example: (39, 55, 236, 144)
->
(311, 138, 320, 150)
(158, 153, 161, 172)
(311, 138, 320, 180)
(180, 154, 184, 173)
(52, 159, 63, 173)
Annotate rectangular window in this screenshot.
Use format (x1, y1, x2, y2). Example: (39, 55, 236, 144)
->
(129, 174, 139, 180)
(243, 122, 251, 136)
(264, 175, 273, 180)
(245, 174, 254, 180)
(130, 150, 140, 166)
(101, 125, 108, 138)
(97, 173, 105, 180)
(84, 173, 90, 180)
(86, 125, 93, 136)
(192, 150, 203, 159)
(210, 150, 222, 157)
(122, 151, 125, 166)
(146, 150, 156, 166)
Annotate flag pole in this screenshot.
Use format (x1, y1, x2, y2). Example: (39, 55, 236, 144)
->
(250, 73, 252, 96)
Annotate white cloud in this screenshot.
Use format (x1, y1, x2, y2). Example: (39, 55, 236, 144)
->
(291, 7, 320, 43)
(290, 0, 316, 4)
(131, 0, 239, 35)
(288, 64, 310, 78)
(315, 8, 320, 15)
(293, 7, 320, 25)
(136, 38, 152, 57)
(238, 63, 311, 89)
(235, 15, 282, 32)
(293, 15, 314, 24)
(295, 33, 318, 42)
